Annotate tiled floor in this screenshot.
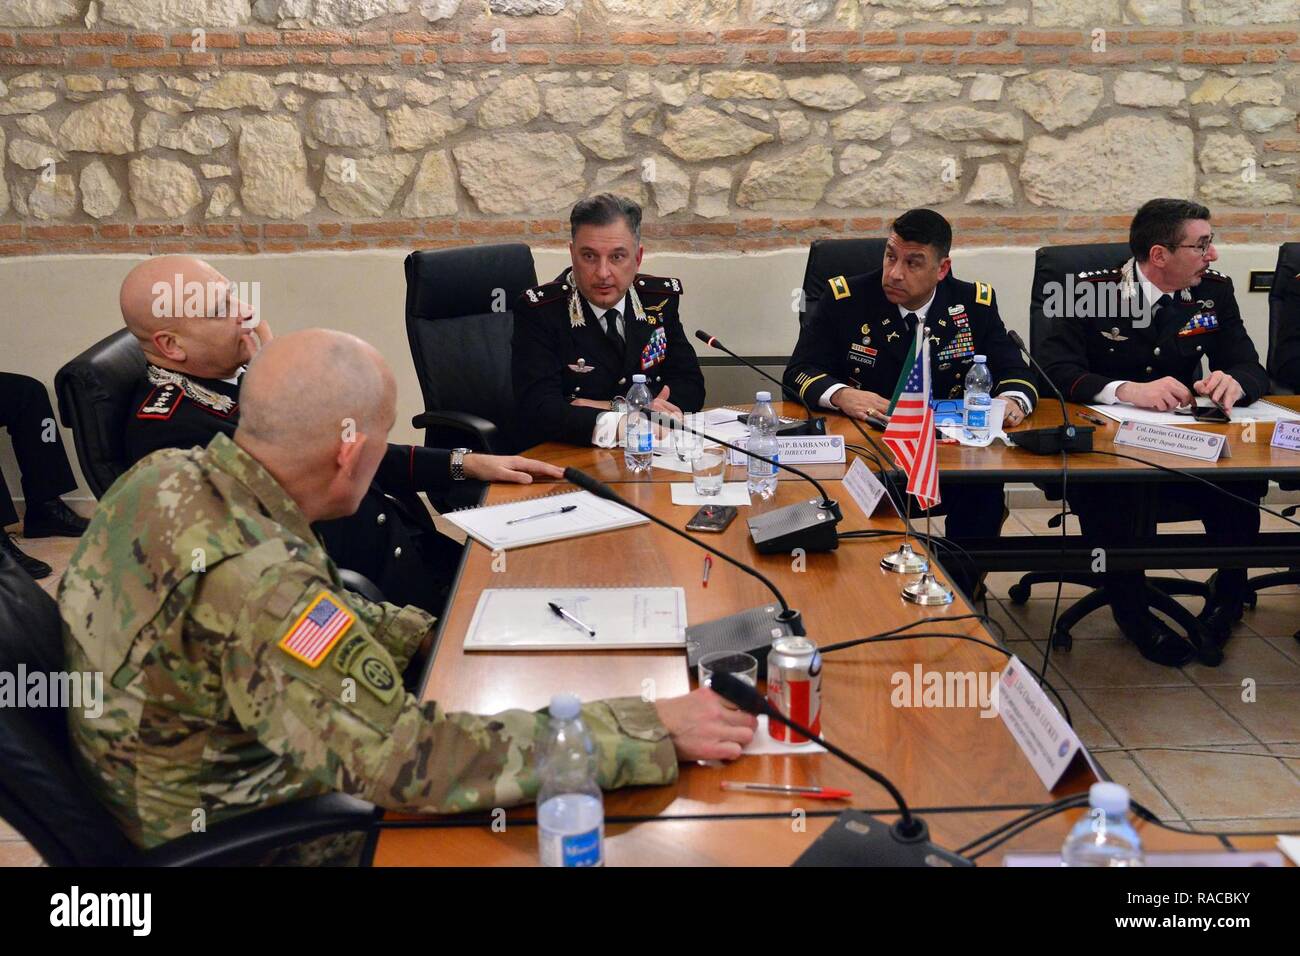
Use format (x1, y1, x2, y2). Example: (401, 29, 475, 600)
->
(989, 511, 1300, 835)
(4, 505, 1298, 864)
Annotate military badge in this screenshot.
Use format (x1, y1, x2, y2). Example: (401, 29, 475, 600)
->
(861, 324, 871, 335)
(641, 326, 668, 370)
(278, 591, 355, 668)
(829, 275, 850, 301)
(1177, 311, 1219, 336)
(353, 652, 398, 704)
(974, 282, 993, 306)
(567, 359, 595, 373)
(1100, 327, 1129, 342)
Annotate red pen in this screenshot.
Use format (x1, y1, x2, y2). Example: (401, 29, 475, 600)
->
(721, 781, 853, 801)
(702, 555, 712, 588)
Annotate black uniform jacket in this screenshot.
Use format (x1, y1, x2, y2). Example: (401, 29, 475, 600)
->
(512, 270, 706, 447)
(123, 367, 459, 613)
(1037, 264, 1268, 406)
(784, 268, 1038, 409)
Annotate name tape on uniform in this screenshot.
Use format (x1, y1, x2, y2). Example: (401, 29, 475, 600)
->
(1271, 421, 1300, 452)
(1113, 420, 1231, 462)
(726, 435, 846, 466)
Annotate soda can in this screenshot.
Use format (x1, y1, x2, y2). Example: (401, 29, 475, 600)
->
(766, 636, 822, 744)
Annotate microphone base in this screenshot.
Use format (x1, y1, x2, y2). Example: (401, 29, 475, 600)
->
(793, 811, 973, 868)
(747, 498, 841, 554)
(736, 414, 828, 437)
(1008, 425, 1094, 455)
(685, 603, 801, 678)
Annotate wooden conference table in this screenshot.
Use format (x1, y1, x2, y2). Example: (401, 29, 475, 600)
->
(373, 402, 1293, 865)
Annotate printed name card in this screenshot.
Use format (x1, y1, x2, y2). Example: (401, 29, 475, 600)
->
(726, 434, 846, 465)
(1113, 420, 1230, 462)
(996, 655, 1097, 791)
(1271, 421, 1300, 452)
(842, 456, 892, 518)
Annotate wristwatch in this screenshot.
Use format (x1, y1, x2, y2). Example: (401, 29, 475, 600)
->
(450, 448, 470, 481)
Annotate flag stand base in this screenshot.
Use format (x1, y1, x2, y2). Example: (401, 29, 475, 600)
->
(881, 541, 928, 574)
(902, 572, 954, 606)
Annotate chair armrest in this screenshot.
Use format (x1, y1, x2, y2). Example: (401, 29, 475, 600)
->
(411, 410, 501, 455)
(339, 568, 385, 604)
(138, 793, 380, 867)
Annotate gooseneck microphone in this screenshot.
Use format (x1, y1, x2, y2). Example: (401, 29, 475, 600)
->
(564, 467, 805, 670)
(709, 672, 971, 867)
(694, 329, 828, 436)
(663, 415, 842, 554)
(1006, 329, 1094, 455)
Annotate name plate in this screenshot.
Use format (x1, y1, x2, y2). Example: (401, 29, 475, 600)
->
(726, 434, 846, 466)
(1113, 420, 1229, 462)
(996, 655, 1096, 791)
(1271, 420, 1300, 452)
(842, 456, 894, 518)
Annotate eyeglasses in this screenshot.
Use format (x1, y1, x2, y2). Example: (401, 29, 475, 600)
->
(1168, 234, 1215, 257)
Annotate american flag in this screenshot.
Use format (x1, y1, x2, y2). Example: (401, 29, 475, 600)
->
(882, 322, 940, 510)
(278, 592, 355, 667)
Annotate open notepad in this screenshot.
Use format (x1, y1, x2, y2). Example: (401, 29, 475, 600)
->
(443, 489, 647, 551)
(464, 587, 688, 650)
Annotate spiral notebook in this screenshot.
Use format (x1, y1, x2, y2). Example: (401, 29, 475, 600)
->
(464, 587, 688, 650)
(443, 489, 647, 551)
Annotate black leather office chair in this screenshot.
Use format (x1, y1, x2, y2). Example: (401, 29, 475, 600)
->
(0, 550, 380, 866)
(799, 238, 888, 328)
(1011, 242, 1210, 649)
(404, 243, 539, 456)
(54, 328, 145, 499)
(1246, 242, 1300, 626)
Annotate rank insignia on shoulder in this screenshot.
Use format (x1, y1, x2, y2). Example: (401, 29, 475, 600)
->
(636, 275, 684, 295)
(1200, 268, 1232, 285)
(521, 282, 566, 307)
(974, 281, 993, 306)
(828, 275, 850, 301)
(137, 384, 182, 420)
(278, 591, 355, 668)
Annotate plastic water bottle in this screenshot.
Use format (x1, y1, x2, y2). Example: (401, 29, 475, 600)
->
(623, 373, 654, 473)
(537, 693, 604, 867)
(1061, 782, 1145, 867)
(963, 355, 993, 441)
(746, 390, 780, 501)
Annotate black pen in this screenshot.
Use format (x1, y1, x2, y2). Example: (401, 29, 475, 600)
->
(548, 602, 596, 637)
(507, 504, 577, 525)
(1077, 411, 1108, 426)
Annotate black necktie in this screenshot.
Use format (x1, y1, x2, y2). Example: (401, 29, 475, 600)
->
(904, 311, 920, 330)
(604, 308, 625, 355)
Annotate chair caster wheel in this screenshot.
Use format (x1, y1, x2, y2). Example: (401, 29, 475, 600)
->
(1008, 583, 1031, 605)
(1197, 643, 1225, 667)
(1244, 591, 1258, 610)
(1051, 629, 1073, 651)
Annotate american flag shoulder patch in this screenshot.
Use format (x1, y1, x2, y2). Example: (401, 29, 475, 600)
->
(278, 591, 355, 668)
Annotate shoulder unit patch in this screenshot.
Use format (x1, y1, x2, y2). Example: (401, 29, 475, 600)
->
(974, 281, 993, 306)
(828, 275, 851, 301)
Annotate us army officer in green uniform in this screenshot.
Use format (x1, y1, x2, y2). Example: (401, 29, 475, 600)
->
(60, 329, 755, 855)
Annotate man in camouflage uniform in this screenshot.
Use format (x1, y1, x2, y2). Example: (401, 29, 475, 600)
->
(60, 329, 755, 860)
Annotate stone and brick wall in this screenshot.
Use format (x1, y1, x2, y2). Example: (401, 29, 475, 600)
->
(0, 0, 1296, 257)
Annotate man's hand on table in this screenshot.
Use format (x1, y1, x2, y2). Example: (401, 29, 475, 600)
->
(1194, 370, 1244, 411)
(831, 387, 891, 423)
(1116, 376, 1193, 411)
(656, 689, 757, 761)
(463, 454, 564, 484)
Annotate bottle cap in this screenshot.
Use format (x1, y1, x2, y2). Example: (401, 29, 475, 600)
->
(756, 390, 771, 402)
(1089, 781, 1130, 815)
(549, 693, 581, 720)
(632, 374, 647, 383)
(974, 354, 987, 364)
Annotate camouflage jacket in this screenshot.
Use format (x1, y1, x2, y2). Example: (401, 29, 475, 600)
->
(59, 433, 677, 850)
